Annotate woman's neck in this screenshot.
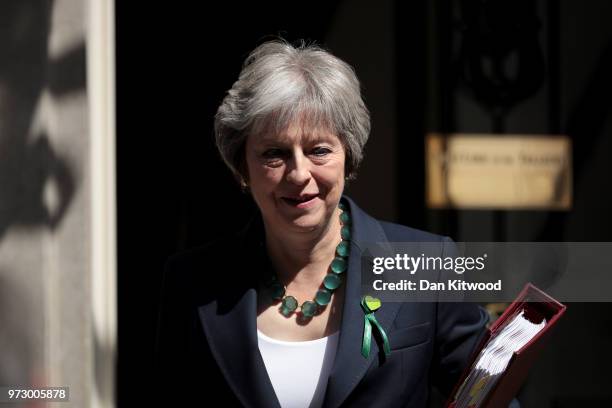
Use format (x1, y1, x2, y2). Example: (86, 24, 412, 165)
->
(263, 208, 342, 286)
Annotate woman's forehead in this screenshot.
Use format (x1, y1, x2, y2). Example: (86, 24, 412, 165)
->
(257, 123, 339, 145)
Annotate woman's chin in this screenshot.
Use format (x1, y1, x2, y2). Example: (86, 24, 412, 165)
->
(281, 211, 331, 232)
(287, 217, 322, 232)
(266, 201, 338, 233)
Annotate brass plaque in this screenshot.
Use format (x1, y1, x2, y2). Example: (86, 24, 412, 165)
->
(426, 133, 572, 209)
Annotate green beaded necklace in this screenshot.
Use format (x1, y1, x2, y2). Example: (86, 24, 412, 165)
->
(267, 201, 351, 318)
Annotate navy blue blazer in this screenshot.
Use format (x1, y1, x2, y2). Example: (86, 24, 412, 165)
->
(155, 197, 488, 407)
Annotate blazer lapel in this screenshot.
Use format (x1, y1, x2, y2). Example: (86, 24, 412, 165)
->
(198, 289, 281, 408)
(197, 219, 281, 408)
(323, 197, 401, 408)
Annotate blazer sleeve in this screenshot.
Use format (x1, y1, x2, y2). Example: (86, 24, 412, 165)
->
(430, 237, 489, 397)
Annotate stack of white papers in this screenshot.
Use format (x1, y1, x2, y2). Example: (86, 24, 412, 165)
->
(452, 310, 546, 408)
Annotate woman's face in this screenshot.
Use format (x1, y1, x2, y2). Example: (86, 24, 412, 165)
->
(245, 122, 346, 234)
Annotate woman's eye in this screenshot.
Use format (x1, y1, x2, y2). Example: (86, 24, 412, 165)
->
(262, 149, 284, 159)
(311, 147, 332, 157)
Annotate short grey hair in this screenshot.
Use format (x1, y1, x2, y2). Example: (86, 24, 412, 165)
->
(214, 40, 370, 183)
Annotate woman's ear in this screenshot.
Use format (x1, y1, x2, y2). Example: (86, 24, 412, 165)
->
(236, 154, 250, 193)
(237, 170, 250, 193)
(239, 177, 249, 191)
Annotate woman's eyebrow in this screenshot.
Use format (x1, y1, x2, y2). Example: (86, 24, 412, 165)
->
(256, 131, 335, 146)
(301, 132, 337, 144)
(258, 139, 289, 147)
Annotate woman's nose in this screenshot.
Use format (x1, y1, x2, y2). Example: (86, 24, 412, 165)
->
(285, 153, 311, 185)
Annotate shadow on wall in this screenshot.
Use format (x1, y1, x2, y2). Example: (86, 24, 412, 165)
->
(0, 0, 78, 240)
(0, 0, 82, 388)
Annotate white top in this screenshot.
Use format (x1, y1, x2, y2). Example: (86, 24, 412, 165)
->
(257, 330, 340, 408)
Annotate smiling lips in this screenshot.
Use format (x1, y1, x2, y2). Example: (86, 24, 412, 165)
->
(281, 194, 319, 208)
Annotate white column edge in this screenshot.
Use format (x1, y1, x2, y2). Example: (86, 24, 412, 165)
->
(86, 0, 116, 407)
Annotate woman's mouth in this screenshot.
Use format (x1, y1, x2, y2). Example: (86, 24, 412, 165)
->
(281, 194, 319, 209)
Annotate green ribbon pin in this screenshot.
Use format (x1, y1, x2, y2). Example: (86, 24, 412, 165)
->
(360, 295, 390, 358)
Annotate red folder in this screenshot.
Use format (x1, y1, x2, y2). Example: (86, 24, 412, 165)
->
(446, 283, 566, 408)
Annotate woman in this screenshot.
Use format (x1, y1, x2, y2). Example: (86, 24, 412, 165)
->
(156, 40, 488, 407)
